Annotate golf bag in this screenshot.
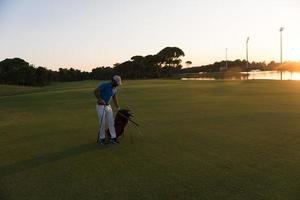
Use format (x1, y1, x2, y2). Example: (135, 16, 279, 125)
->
(106, 109, 134, 139)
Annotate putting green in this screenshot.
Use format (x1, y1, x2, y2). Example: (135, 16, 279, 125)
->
(1, 80, 300, 199)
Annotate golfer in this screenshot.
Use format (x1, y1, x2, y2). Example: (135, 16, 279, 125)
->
(94, 75, 122, 144)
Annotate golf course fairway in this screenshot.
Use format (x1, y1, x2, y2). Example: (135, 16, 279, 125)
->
(1, 80, 299, 199)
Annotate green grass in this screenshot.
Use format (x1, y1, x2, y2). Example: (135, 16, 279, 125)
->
(1, 80, 300, 200)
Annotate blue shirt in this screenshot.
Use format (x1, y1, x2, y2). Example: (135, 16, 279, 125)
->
(99, 82, 117, 104)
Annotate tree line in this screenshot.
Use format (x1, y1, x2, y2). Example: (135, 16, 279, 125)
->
(92, 46, 185, 79)
(1, 46, 299, 86)
(0, 47, 185, 86)
(181, 60, 283, 73)
(0, 58, 91, 86)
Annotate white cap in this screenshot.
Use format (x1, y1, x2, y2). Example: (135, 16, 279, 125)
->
(112, 75, 122, 85)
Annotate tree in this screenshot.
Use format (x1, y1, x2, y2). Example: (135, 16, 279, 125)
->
(91, 66, 114, 80)
(0, 58, 36, 85)
(143, 55, 160, 78)
(35, 67, 51, 86)
(157, 47, 185, 68)
(185, 61, 192, 68)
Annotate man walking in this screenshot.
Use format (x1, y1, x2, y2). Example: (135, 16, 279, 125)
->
(94, 75, 122, 144)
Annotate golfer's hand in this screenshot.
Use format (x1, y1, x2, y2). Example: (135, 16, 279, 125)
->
(97, 99, 105, 105)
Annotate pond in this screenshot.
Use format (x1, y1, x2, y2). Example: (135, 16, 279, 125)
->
(181, 71, 300, 81)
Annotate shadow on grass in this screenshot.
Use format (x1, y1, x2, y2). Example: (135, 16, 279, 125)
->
(0, 142, 106, 178)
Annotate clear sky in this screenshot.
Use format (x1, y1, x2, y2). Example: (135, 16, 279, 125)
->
(0, 0, 299, 71)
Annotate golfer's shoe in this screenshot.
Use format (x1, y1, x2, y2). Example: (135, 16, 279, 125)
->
(99, 139, 106, 145)
(109, 138, 119, 144)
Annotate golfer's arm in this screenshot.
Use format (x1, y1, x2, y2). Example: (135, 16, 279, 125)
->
(112, 94, 120, 109)
(94, 88, 103, 101)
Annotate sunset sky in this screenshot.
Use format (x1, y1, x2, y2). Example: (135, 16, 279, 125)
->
(0, 0, 299, 71)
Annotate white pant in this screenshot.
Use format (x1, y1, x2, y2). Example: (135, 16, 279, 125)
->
(96, 104, 116, 139)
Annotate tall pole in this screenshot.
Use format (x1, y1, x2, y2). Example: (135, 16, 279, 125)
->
(279, 27, 284, 80)
(225, 48, 228, 69)
(280, 27, 284, 64)
(246, 37, 249, 69)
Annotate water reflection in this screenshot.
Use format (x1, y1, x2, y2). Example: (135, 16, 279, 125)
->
(182, 71, 300, 81)
(181, 77, 215, 81)
(241, 71, 300, 80)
